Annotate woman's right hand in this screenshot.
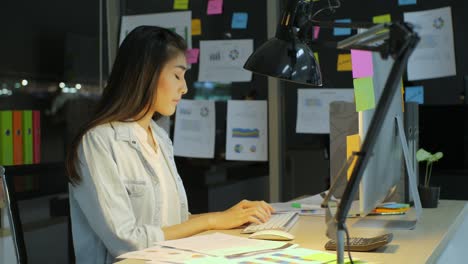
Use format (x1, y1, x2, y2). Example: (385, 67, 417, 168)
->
(209, 199, 275, 230)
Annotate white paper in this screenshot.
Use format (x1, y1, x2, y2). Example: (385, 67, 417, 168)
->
(120, 11, 192, 49)
(404, 7, 456, 81)
(198, 40, 253, 82)
(296, 89, 354, 134)
(117, 245, 207, 263)
(173, 99, 215, 158)
(155, 232, 290, 257)
(226, 100, 268, 161)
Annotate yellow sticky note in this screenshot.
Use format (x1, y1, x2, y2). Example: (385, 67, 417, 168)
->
(174, 0, 189, 10)
(303, 253, 336, 262)
(353, 77, 376, 112)
(337, 54, 352, 71)
(314, 52, 320, 65)
(192, 19, 202, 36)
(347, 134, 361, 180)
(373, 14, 391, 24)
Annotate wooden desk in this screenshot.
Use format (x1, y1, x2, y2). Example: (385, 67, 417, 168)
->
(116, 200, 468, 264)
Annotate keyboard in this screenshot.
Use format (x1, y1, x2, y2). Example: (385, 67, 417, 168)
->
(324, 233, 393, 252)
(241, 212, 299, 234)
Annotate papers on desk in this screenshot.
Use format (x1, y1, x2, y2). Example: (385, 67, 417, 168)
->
(271, 192, 363, 217)
(271, 192, 331, 216)
(117, 246, 208, 263)
(186, 247, 365, 264)
(156, 232, 296, 257)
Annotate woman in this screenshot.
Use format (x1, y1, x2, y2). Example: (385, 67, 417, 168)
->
(66, 26, 274, 264)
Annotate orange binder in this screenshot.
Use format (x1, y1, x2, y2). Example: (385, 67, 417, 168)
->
(13, 111, 24, 165)
(33, 110, 41, 164)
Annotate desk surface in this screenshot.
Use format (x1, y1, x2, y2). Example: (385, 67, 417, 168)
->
(116, 200, 467, 264)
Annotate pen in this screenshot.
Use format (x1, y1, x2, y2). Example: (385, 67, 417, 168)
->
(291, 202, 322, 210)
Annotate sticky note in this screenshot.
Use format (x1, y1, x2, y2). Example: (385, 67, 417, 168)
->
(173, 0, 189, 10)
(313, 26, 320, 40)
(353, 77, 376, 112)
(207, 0, 223, 15)
(399, 0, 417, 6)
(192, 19, 202, 36)
(347, 134, 361, 180)
(314, 52, 319, 65)
(186, 48, 200, 64)
(231, 12, 248, 29)
(303, 253, 336, 262)
(351, 50, 373, 78)
(334, 19, 351, 36)
(373, 14, 391, 24)
(405, 86, 424, 104)
(337, 54, 352, 71)
(303, 253, 359, 264)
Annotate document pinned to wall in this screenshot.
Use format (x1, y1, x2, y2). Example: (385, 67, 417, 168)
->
(119, 11, 192, 48)
(173, 99, 215, 158)
(404, 7, 456, 81)
(198, 39, 253, 83)
(226, 100, 267, 161)
(296, 89, 354, 134)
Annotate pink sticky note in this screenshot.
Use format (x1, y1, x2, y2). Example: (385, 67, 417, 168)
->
(351, 50, 373, 78)
(207, 0, 223, 15)
(186, 48, 200, 64)
(313, 26, 320, 40)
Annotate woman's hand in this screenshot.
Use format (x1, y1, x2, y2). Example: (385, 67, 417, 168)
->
(209, 200, 275, 230)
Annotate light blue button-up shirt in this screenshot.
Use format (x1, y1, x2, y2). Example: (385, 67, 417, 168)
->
(69, 120, 189, 264)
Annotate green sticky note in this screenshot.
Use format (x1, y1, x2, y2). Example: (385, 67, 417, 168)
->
(373, 14, 391, 24)
(174, 0, 189, 10)
(353, 77, 376, 112)
(303, 252, 336, 262)
(303, 253, 365, 264)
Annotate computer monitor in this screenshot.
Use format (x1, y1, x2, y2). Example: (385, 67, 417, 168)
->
(357, 52, 404, 216)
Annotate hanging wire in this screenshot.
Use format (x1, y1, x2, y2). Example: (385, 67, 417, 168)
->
(309, 0, 342, 20)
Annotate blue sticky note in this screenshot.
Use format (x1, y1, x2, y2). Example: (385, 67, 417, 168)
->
(334, 19, 352, 36)
(232, 12, 248, 29)
(405, 86, 424, 104)
(398, 0, 417, 6)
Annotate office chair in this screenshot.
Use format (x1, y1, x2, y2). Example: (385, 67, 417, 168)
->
(1, 166, 28, 264)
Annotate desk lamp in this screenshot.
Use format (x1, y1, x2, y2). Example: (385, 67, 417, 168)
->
(243, 1, 420, 263)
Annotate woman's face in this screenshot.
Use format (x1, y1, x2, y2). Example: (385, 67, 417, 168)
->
(153, 52, 188, 116)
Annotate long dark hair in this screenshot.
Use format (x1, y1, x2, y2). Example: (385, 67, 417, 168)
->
(66, 26, 187, 185)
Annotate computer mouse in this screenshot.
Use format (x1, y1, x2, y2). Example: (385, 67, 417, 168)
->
(248, 229, 295, 241)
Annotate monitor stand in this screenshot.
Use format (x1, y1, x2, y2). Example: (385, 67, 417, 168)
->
(323, 114, 422, 229)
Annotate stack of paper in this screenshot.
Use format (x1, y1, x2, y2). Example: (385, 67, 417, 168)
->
(117, 233, 298, 263)
(186, 247, 366, 264)
(371, 203, 410, 215)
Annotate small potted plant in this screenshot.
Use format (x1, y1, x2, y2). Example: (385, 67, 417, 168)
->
(416, 148, 443, 208)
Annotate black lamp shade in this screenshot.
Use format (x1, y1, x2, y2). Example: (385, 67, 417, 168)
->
(243, 37, 322, 86)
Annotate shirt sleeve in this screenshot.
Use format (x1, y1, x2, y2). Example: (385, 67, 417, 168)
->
(70, 130, 165, 257)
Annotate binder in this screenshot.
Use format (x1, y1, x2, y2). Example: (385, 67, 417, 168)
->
(22, 110, 33, 165)
(13, 111, 24, 165)
(0, 111, 13, 166)
(33, 110, 41, 164)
